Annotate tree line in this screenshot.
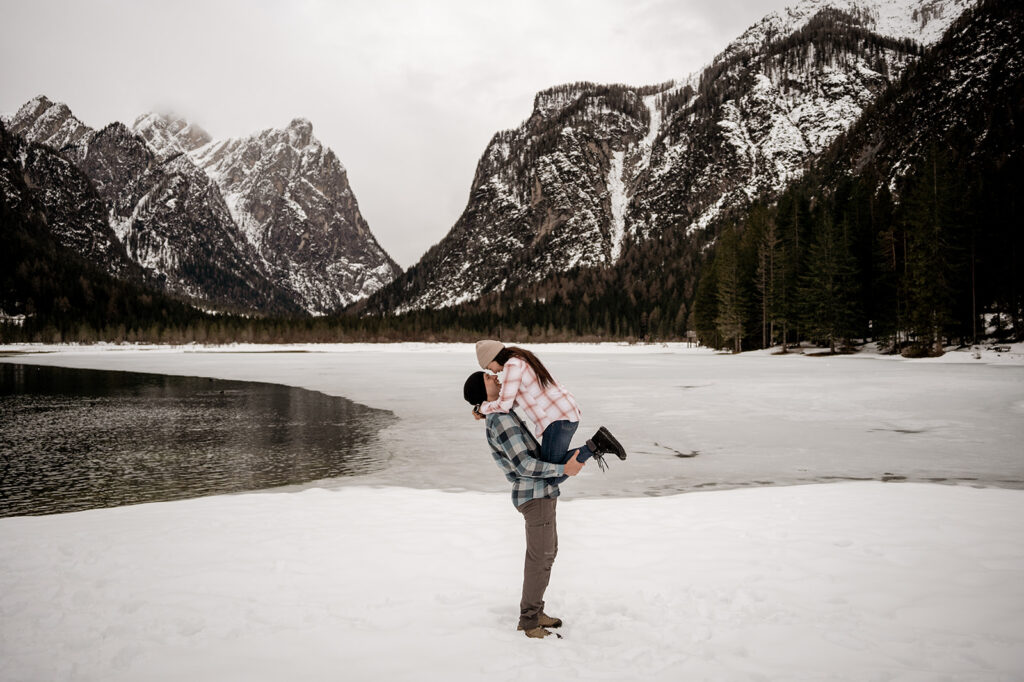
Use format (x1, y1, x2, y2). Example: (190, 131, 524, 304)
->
(691, 143, 1021, 355)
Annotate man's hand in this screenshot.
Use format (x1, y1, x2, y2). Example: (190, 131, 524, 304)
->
(564, 450, 584, 476)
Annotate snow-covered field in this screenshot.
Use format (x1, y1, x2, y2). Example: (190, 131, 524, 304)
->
(2, 483, 1022, 681)
(2, 342, 1024, 680)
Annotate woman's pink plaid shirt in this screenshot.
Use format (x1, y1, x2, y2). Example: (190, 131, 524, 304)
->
(478, 357, 581, 436)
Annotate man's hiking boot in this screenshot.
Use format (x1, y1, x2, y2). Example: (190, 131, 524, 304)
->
(586, 426, 627, 471)
(522, 626, 554, 639)
(518, 613, 562, 630)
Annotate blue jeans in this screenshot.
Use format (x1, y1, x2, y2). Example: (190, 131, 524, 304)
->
(541, 420, 595, 466)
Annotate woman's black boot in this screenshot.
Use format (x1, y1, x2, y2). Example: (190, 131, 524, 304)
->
(586, 426, 627, 461)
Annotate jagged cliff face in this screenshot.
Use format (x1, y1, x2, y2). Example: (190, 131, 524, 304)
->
(186, 119, 401, 314)
(19, 142, 140, 281)
(369, 0, 976, 313)
(104, 142, 288, 310)
(5, 99, 399, 314)
(5, 101, 139, 281)
(378, 85, 659, 312)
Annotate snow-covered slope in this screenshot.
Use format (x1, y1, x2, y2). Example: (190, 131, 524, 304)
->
(130, 111, 401, 313)
(723, 0, 975, 57)
(823, 0, 1023, 194)
(19, 141, 141, 280)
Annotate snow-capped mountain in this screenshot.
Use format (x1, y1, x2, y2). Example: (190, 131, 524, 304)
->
(367, 0, 976, 313)
(182, 119, 401, 314)
(132, 112, 212, 158)
(4, 98, 399, 314)
(4, 96, 92, 150)
(6, 98, 293, 312)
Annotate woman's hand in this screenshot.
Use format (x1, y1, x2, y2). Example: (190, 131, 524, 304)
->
(471, 408, 485, 421)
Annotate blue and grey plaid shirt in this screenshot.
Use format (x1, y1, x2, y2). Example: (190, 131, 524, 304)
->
(486, 411, 565, 507)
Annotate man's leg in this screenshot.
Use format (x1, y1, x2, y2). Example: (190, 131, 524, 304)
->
(518, 497, 558, 631)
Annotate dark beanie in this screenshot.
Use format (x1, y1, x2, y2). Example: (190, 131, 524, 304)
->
(463, 371, 487, 405)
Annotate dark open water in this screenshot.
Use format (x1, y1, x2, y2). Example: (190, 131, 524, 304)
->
(0, 363, 393, 517)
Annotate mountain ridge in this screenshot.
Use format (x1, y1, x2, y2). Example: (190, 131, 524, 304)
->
(5, 98, 399, 314)
(362, 0, 975, 315)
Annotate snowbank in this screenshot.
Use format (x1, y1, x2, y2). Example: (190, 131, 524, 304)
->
(1, 483, 1022, 681)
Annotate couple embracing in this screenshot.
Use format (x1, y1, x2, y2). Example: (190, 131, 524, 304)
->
(462, 340, 627, 639)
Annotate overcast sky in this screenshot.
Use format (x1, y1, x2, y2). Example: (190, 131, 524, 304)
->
(1, 0, 792, 268)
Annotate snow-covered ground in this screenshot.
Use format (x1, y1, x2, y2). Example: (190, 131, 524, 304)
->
(2, 342, 1023, 680)
(2, 483, 1022, 681)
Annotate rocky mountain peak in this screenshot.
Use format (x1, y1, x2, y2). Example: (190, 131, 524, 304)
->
(286, 117, 314, 148)
(533, 84, 593, 119)
(187, 119, 398, 313)
(132, 112, 212, 157)
(6, 95, 93, 150)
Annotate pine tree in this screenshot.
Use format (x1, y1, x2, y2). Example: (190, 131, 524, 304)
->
(898, 149, 962, 355)
(715, 227, 746, 353)
(798, 211, 860, 353)
(755, 211, 784, 349)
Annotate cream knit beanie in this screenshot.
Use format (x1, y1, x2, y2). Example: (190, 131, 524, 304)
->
(475, 340, 505, 369)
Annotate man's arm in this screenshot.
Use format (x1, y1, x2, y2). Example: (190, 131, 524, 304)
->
(488, 414, 583, 477)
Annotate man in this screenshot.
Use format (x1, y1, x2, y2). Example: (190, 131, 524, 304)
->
(464, 369, 587, 639)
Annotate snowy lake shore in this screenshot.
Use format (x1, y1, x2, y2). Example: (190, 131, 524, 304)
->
(2, 342, 1024, 680)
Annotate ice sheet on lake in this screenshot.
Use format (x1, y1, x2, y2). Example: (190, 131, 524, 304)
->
(2, 342, 1022, 497)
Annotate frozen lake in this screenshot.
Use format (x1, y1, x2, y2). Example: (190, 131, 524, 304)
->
(2, 343, 1022, 500)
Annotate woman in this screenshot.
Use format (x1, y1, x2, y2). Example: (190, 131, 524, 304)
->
(471, 339, 626, 469)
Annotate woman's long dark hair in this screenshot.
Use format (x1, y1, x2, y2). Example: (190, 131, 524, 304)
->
(494, 346, 555, 388)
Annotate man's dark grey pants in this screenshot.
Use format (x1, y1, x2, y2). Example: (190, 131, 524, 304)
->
(517, 497, 558, 629)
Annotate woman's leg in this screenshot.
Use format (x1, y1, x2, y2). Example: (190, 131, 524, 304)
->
(540, 420, 577, 464)
(540, 420, 597, 464)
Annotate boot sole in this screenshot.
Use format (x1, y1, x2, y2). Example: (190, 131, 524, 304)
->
(517, 621, 563, 630)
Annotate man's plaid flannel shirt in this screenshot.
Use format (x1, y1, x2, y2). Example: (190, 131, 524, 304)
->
(486, 410, 566, 507)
